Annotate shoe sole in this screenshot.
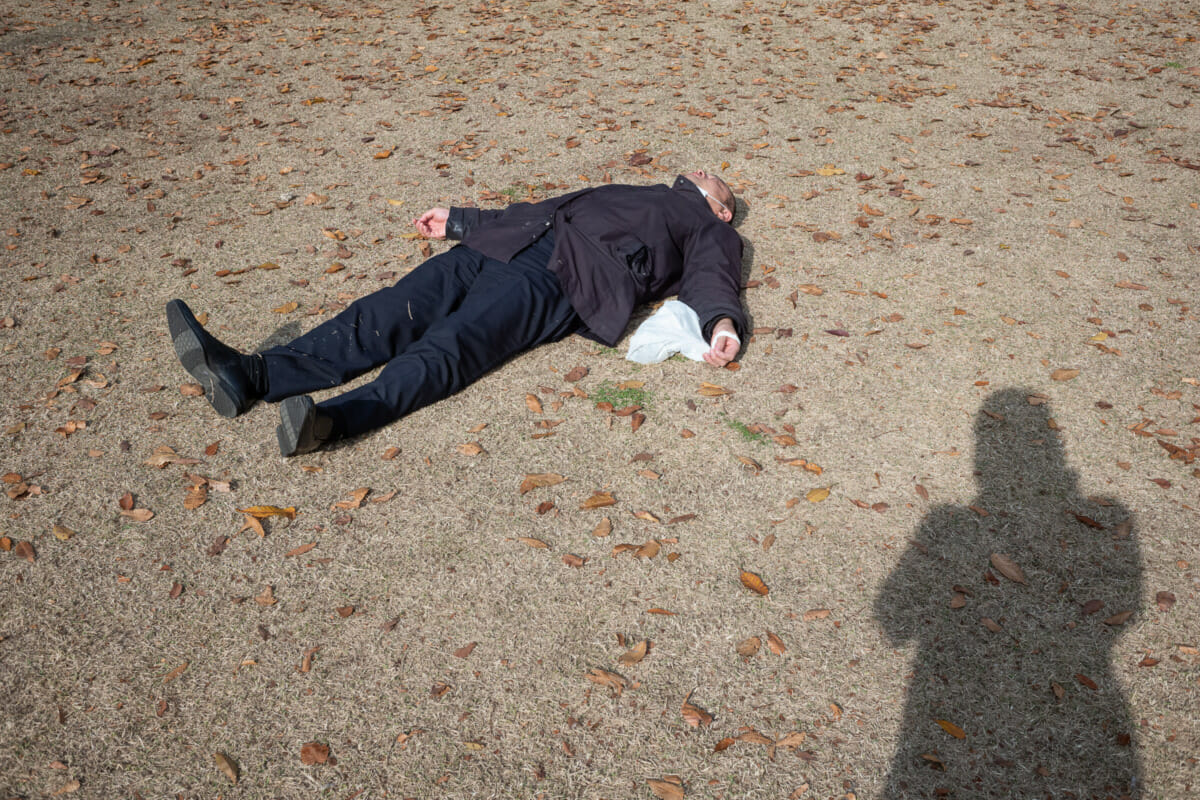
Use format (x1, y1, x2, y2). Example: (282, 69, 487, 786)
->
(276, 396, 313, 457)
(166, 300, 242, 418)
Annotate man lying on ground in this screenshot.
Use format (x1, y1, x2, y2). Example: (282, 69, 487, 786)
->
(166, 170, 747, 456)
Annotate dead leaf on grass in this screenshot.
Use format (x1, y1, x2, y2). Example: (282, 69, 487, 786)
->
(990, 553, 1027, 584)
(647, 778, 685, 800)
(299, 741, 330, 765)
(586, 667, 627, 696)
(254, 585, 277, 606)
(162, 661, 188, 683)
(580, 491, 616, 509)
(332, 487, 369, 509)
(681, 693, 713, 727)
(618, 639, 649, 665)
(213, 752, 238, 784)
(519, 473, 565, 494)
(51, 779, 81, 795)
(936, 719, 967, 739)
(238, 505, 297, 520)
(740, 570, 769, 595)
(737, 636, 761, 657)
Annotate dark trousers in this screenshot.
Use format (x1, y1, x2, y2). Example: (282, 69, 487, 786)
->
(260, 232, 578, 438)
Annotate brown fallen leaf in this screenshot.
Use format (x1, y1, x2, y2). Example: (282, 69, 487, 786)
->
(14, 540, 35, 562)
(580, 491, 616, 510)
(299, 645, 320, 673)
(647, 778, 685, 800)
(51, 779, 81, 795)
(776, 731, 807, 748)
(183, 484, 207, 510)
(286, 542, 316, 557)
(162, 661, 189, 683)
(698, 382, 731, 397)
(806, 487, 830, 503)
(735, 729, 774, 746)
(802, 609, 831, 621)
(525, 393, 543, 414)
(332, 487, 369, 509)
(586, 667, 627, 696)
(213, 752, 238, 784)
(300, 741, 330, 765)
(239, 514, 267, 537)
(562, 552, 587, 568)
(935, 719, 967, 739)
(591, 517, 612, 538)
(519, 473, 566, 494)
(1050, 368, 1080, 381)
(238, 505, 297, 520)
(618, 639, 649, 665)
(736, 636, 761, 657)
(634, 540, 661, 558)
(254, 585, 277, 606)
(1103, 610, 1133, 626)
(740, 570, 769, 596)
(990, 553, 1027, 584)
(456, 441, 485, 456)
(681, 693, 713, 727)
(766, 631, 786, 654)
(517, 536, 550, 549)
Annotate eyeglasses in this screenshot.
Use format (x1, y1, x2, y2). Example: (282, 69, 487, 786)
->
(695, 184, 731, 218)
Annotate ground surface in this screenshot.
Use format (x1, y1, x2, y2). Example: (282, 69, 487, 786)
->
(0, 0, 1198, 798)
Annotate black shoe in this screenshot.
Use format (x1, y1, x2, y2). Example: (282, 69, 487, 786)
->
(166, 299, 262, 418)
(276, 395, 333, 456)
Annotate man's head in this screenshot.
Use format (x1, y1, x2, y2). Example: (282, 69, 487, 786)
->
(683, 170, 736, 224)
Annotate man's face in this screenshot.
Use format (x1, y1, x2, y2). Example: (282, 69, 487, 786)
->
(683, 170, 735, 223)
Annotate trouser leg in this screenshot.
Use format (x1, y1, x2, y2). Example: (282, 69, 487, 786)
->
(259, 246, 488, 401)
(318, 236, 578, 438)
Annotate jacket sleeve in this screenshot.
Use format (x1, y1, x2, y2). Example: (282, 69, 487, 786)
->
(676, 224, 747, 341)
(445, 206, 505, 241)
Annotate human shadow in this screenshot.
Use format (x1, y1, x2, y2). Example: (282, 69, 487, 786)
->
(875, 388, 1142, 799)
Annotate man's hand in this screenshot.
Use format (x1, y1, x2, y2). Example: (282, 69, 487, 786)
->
(703, 317, 740, 367)
(413, 207, 449, 239)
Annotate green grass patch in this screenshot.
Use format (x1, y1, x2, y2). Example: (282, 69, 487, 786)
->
(723, 414, 768, 444)
(592, 380, 653, 409)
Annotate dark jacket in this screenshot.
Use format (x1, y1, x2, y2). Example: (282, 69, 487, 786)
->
(445, 176, 746, 346)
